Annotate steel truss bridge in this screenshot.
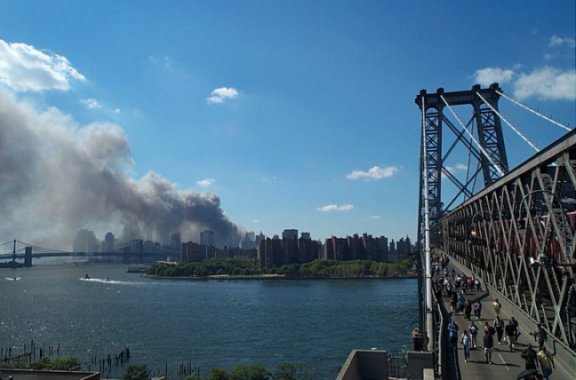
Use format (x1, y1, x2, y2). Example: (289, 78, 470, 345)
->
(416, 84, 575, 377)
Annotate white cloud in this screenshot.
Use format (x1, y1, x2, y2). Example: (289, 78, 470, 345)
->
(474, 67, 515, 86)
(149, 55, 173, 69)
(513, 67, 576, 100)
(549, 35, 576, 49)
(474, 65, 575, 101)
(317, 204, 354, 212)
(346, 165, 398, 180)
(0, 39, 85, 92)
(443, 163, 468, 178)
(197, 178, 215, 188)
(207, 87, 239, 104)
(80, 98, 102, 109)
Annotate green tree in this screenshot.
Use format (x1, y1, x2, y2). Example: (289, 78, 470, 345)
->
(272, 363, 306, 380)
(229, 364, 269, 380)
(206, 368, 229, 380)
(29, 357, 50, 370)
(48, 356, 81, 371)
(122, 364, 151, 380)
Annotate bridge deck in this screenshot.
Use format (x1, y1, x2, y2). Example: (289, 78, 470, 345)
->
(438, 256, 573, 380)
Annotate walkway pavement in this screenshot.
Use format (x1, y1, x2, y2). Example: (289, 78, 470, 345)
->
(438, 257, 572, 380)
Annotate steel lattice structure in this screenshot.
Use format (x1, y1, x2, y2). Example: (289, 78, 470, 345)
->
(442, 130, 576, 350)
(417, 85, 576, 369)
(416, 84, 509, 247)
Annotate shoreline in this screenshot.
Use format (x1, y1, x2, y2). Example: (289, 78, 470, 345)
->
(141, 273, 418, 281)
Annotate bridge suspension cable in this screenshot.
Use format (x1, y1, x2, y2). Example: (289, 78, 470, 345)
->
(475, 91, 541, 153)
(440, 94, 506, 177)
(0, 240, 69, 255)
(496, 89, 572, 132)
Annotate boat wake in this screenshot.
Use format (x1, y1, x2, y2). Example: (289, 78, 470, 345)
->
(79, 277, 143, 286)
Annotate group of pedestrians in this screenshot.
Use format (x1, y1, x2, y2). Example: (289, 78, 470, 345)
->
(520, 345, 556, 380)
(446, 295, 557, 379)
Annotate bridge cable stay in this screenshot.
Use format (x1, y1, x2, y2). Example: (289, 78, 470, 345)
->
(14, 240, 68, 254)
(0, 240, 14, 249)
(462, 123, 483, 198)
(0, 240, 69, 255)
(476, 91, 541, 153)
(440, 94, 507, 177)
(495, 89, 572, 132)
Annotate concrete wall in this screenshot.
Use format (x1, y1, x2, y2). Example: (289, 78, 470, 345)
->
(406, 351, 434, 380)
(336, 350, 389, 380)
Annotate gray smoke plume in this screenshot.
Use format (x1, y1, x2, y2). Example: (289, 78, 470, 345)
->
(0, 92, 243, 251)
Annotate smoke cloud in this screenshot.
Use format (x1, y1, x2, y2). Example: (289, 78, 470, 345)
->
(0, 92, 243, 250)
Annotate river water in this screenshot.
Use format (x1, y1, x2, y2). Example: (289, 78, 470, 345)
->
(0, 260, 418, 379)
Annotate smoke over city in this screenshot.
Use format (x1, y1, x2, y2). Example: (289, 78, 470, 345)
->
(0, 92, 243, 251)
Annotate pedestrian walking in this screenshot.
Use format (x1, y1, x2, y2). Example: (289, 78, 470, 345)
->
(492, 298, 501, 317)
(510, 316, 520, 345)
(457, 293, 465, 315)
(484, 321, 496, 336)
(537, 323, 548, 351)
(448, 319, 459, 348)
(493, 316, 504, 344)
(468, 321, 479, 349)
(464, 300, 472, 320)
(505, 319, 516, 352)
(483, 330, 494, 364)
(473, 299, 482, 320)
(537, 347, 554, 379)
(461, 329, 471, 363)
(474, 277, 481, 291)
(450, 292, 458, 314)
(521, 344, 538, 370)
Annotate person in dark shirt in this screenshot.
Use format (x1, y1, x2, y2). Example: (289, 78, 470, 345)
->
(448, 319, 459, 348)
(483, 330, 494, 364)
(521, 344, 538, 370)
(505, 319, 517, 352)
(493, 316, 504, 344)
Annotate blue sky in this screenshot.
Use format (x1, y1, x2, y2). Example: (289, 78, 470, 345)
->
(0, 1, 574, 249)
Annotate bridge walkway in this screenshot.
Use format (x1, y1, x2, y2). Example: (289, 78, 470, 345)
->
(438, 254, 573, 380)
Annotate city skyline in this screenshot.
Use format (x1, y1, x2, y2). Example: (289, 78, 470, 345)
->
(71, 226, 410, 254)
(0, 2, 574, 251)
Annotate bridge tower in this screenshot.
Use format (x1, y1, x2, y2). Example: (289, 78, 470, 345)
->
(414, 84, 510, 348)
(415, 83, 509, 247)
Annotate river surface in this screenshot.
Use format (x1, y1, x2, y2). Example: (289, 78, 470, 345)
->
(0, 260, 418, 379)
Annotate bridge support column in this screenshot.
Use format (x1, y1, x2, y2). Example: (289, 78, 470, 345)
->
(24, 246, 32, 267)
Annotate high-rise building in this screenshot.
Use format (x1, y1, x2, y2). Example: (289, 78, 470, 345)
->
(73, 229, 99, 253)
(323, 234, 389, 262)
(200, 230, 215, 246)
(282, 229, 298, 240)
(257, 236, 283, 269)
(103, 232, 115, 253)
(170, 232, 181, 252)
(240, 232, 256, 249)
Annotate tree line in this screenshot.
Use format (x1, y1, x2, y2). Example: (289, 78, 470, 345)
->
(124, 362, 316, 380)
(144, 258, 414, 279)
